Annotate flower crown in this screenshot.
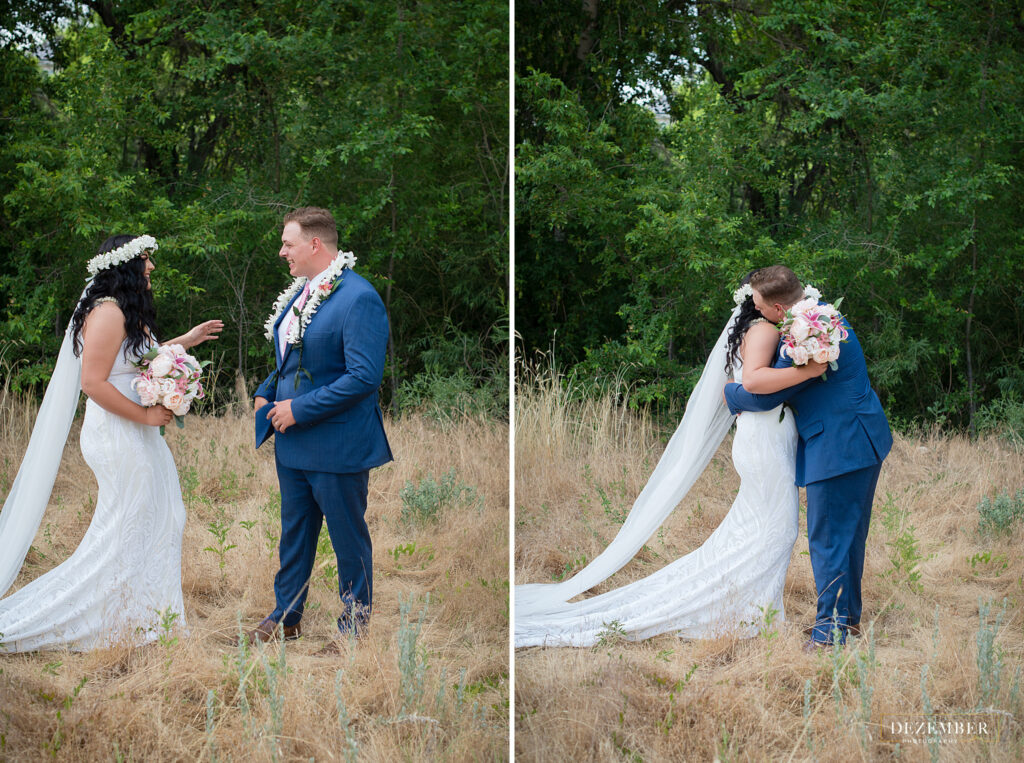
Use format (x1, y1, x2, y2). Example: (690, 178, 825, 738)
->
(86, 235, 158, 276)
(732, 282, 821, 305)
(732, 283, 753, 305)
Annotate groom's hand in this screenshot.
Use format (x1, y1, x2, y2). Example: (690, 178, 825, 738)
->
(269, 400, 296, 432)
(254, 396, 268, 410)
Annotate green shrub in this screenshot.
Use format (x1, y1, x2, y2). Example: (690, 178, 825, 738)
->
(395, 368, 506, 424)
(977, 488, 1024, 536)
(399, 468, 482, 524)
(392, 321, 508, 424)
(977, 395, 1024, 452)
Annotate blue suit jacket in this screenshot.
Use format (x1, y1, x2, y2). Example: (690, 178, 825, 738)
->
(724, 319, 892, 486)
(255, 269, 394, 474)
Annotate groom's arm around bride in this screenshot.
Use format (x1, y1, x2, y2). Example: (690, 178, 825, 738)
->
(248, 206, 393, 648)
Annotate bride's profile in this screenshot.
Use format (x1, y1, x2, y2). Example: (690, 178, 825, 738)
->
(0, 234, 222, 652)
(515, 273, 824, 647)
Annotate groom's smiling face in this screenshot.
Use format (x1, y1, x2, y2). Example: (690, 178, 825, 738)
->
(280, 221, 318, 278)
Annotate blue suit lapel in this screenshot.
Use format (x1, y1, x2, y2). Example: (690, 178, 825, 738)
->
(771, 337, 787, 369)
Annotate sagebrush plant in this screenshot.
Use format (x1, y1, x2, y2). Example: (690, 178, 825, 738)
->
(334, 669, 359, 763)
(976, 598, 1008, 710)
(399, 467, 483, 524)
(396, 594, 431, 717)
(205, 688, 218, 763)
(977, 488, 1024, 535)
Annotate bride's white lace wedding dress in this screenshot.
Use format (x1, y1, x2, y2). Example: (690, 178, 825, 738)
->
(515, 359, 799, 647)
(0, 337, 187, 652)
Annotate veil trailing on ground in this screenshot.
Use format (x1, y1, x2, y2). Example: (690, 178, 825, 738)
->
(0, 293, 86, 597)
(514, 307, 740, 626)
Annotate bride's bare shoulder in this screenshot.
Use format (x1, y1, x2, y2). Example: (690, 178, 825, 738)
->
(81, 299, 126, 345)
(739, 319, 779, 363)
(743, 318, 778, 343)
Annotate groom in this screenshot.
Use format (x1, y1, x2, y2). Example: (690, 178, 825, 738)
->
(249, 206, 393, 646)
(724, 265, 892, 647)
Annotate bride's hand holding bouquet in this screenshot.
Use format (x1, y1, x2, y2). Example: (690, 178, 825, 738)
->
(132, 344, 210, 433)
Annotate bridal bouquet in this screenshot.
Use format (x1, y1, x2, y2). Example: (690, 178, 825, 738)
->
(132, 344, 209, 431)
(778, 292, 848, 373)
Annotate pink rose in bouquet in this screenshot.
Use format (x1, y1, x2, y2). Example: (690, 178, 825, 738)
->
(135, 378, 161, 406)
(131, 344, 209, 433)
(778, 294, 848, 377)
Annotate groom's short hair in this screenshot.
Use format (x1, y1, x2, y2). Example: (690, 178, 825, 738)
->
(284, 207, 339, 247)
(750, 266, 804, 306)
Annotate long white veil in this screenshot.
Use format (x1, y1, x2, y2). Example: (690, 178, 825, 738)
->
(514, 307, 739, 625)
(0, 298, 84, 597)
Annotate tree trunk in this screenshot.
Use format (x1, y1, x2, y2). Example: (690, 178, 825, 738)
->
(578, 0, 599, 61)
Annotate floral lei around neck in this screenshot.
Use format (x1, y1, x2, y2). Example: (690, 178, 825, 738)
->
(263, 250, 357, 345)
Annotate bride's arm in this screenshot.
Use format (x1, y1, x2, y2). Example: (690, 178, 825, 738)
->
(80, 303, 173, 427)
(161, 319, 224, 349)
(739, 321, 824, 394)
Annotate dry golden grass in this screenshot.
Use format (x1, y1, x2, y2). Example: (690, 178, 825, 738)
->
(0, 391, 508, 761)
(515, 372, 1024, 761)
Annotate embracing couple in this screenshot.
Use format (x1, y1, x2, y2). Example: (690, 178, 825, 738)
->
(0, 207, 391, 654)
(515, 265, 893, 650)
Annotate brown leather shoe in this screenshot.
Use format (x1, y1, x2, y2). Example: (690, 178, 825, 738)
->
(802, 638, 827, 653)
(246, 617, 302, 645)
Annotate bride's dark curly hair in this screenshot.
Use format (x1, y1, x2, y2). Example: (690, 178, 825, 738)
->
(70, 235, 159, 359)
(725, 270, 769, 376)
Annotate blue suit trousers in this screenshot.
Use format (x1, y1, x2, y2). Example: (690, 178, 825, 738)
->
(806, 462, 882, 643)
(271, 460, 372, 632)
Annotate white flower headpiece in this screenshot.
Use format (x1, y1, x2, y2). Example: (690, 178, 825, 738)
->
(732, 283, 754, 305)
(803, 284, 821, 301)
(86, 235, 158, 276)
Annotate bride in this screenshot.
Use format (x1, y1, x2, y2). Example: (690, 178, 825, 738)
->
(0, 234, 222, 652)
(515, 275, 825, 647)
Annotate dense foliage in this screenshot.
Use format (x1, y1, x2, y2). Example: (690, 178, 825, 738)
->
(0, 0, 508, 415)
(516, 0, 1024, 434)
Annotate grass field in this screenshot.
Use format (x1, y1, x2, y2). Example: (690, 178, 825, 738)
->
(0, 393, 509, 761)
(514, 373, 1024, 761)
